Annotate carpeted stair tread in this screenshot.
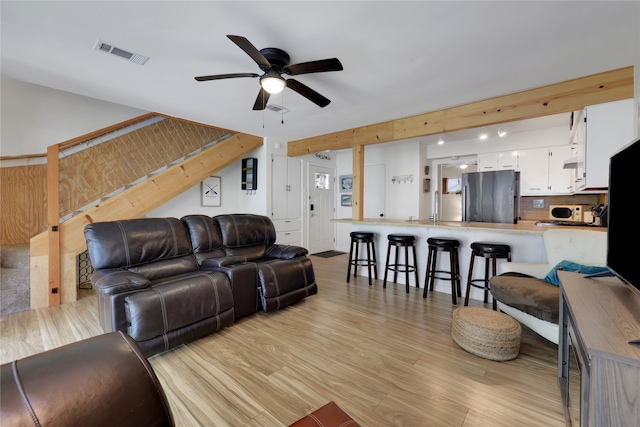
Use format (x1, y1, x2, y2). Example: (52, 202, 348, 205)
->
(1, 244, 31, 315)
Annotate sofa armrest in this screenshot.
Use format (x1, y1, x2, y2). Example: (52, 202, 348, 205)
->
(498, 262, 551, 279)
(91, 269, 151, 295)
(200, 256, 247, 269)
(266, 244, 308, 260)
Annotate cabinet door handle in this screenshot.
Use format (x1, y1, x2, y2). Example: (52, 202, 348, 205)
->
(529, 187, 541, 190)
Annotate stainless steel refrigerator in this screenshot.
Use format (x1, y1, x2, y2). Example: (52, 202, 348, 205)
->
(461, 170, 520, 224)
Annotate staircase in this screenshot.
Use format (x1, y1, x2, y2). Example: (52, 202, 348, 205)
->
(1, 244, 30, 315)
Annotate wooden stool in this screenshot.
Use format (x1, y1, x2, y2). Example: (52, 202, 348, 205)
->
(383, 233, 419, 293)
(465, 241, 511, 309)
(423, 237, 462, 304)
(346, 231, 377, 286)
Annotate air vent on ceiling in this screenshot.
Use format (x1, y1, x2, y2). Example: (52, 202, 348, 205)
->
(265, 104, 290, 114)
(94, 39, 149, 65)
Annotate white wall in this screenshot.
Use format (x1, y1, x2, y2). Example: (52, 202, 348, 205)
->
(147, 145, 267, 219)
(0, 76, 147, 156)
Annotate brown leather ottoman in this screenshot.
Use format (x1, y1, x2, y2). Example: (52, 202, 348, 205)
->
(289, 401, 360, 427)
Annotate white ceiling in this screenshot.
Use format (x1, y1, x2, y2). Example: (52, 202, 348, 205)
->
(1, 1, 638, 146)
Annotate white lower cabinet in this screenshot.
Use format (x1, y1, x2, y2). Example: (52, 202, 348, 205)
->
(272, 219, 302, 245)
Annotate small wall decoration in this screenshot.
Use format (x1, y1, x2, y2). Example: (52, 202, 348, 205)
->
(341, 194, 352, 206)
(339, 174, 352, 193)
(423, 178, 431, 193)
(315, 172, 330, 189)
(201, 176, 221, 206)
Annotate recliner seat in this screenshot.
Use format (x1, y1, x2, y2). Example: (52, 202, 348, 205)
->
(85, 217, 234, 356)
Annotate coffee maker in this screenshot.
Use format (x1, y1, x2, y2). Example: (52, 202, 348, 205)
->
(587, 204, 608, 227)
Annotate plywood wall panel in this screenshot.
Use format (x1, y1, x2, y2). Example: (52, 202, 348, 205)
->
(0, 165, 47, 245)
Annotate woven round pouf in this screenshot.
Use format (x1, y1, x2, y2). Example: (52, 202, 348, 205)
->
(451, 307, 521, 361)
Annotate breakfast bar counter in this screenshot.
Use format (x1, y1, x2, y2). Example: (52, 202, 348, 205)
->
(334, 218, 604, 302)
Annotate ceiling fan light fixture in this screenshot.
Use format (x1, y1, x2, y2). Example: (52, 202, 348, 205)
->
(260, 72, 286, 94)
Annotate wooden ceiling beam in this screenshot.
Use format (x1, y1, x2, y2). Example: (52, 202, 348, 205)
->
(287, 66, 634, 156)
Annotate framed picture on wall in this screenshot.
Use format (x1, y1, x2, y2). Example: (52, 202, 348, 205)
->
(201, 176, 221, 206)
(339, 175, 352, 193)
(341, 194, 352, 206)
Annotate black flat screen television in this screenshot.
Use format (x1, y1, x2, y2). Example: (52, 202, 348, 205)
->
(607, 136, 640, 295)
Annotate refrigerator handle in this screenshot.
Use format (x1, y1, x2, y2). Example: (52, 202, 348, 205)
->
(461, 185, 467, 222)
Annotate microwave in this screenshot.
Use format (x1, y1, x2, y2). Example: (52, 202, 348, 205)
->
(549, 205, 586, 222)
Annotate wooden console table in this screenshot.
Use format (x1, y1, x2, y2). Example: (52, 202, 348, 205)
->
(558, 271, 640, 427)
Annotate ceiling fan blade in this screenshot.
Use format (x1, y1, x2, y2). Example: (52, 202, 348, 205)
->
(195, 73, 259, 82)
(286, 79, 331, 108)
(284, 58, 343, 75)
(252, 87, 271, 110)
(227, 35, 271, 69)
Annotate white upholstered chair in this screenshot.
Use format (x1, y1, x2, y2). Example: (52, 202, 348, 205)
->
(493, 228, 606, 344)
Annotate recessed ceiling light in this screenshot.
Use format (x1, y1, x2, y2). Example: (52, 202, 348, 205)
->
(479, 133, 488, 140)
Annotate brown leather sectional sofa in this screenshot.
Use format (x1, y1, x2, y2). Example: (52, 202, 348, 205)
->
(84, 214, 317, 356)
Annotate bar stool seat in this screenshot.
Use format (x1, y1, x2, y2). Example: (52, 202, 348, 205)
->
(383, 233, 419, 293)
(465, 241, 511, 309)
(423, 237, 462, 304)
(346, 231, 377, 286)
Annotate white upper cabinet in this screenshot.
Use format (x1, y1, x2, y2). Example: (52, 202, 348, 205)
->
(478, 151, 518, 171)
(548, 145, 574, 194)
(518, 146, 574, 195)
(518, 147, 549, 195)
(271, 155, 302, 220)
(477, 152, 498, 171)
(576, 98, 635, 191)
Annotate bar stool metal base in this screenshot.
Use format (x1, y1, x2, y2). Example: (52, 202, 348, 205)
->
(346, 231, 377, 286)
(465, 242, 511, 309)
(423, 237, 462, 304)
(383, 233, 419, 293)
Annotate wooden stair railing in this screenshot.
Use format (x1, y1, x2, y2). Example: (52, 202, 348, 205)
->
(29, 125, 262, 309)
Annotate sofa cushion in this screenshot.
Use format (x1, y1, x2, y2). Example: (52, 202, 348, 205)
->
(181, 215, 226, 263)
(85, 217, 195, 278)
(125, 271, 233, 341)
(216, 214, 276, 261)
(490, 272, 559, 324)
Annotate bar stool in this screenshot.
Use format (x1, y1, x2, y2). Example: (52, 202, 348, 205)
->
(346, 231, 377, 286)
(465, 241, 511, 309)
(383, 233, 419, 293)
(422, 237, 462, 304)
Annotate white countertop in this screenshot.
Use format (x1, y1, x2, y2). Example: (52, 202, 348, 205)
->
(332, 218, 606, 235)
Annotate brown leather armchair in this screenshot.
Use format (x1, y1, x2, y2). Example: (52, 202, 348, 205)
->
(1, 331, 174, 427)
(84, 217, 234, 356)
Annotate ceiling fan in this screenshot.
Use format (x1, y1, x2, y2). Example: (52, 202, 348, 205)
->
(195, 35, 343, 110)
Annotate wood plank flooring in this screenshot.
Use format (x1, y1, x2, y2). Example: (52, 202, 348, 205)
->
(0, 254, 565, 426)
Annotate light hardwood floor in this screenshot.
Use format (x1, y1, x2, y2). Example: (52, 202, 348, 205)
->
(0, 254, 565, 426)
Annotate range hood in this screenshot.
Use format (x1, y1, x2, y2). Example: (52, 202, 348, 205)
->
(563, 156, 578, 169)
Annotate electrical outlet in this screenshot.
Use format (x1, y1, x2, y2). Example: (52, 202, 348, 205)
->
(533, 199, 545, 209)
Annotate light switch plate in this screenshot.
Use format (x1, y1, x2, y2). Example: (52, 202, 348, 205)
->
(533, 199, 545, 209)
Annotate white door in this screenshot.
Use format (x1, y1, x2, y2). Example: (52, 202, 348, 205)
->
(364, 164, 385, 219)
(308, 165, 335, 254)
